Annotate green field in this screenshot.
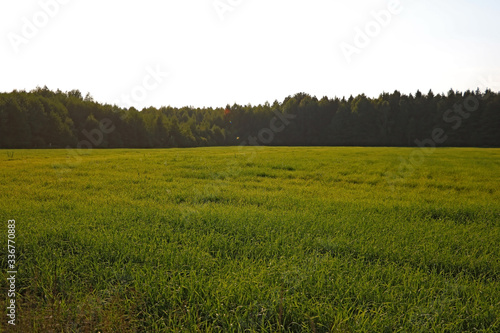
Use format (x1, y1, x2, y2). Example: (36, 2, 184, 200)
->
(1, 147, 500, 332)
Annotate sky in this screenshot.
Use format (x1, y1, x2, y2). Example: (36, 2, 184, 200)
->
(1, 0, 500, 109)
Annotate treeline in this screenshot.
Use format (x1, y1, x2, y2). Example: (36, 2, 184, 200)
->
(1, 87, 499, 148)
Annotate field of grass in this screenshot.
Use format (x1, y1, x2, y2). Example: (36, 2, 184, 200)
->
(1, 147, 499, 332)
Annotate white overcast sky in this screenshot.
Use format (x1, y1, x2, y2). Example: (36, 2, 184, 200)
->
(1, 0, 500, 109)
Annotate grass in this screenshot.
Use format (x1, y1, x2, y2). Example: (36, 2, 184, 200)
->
(0, 146, 499, 332)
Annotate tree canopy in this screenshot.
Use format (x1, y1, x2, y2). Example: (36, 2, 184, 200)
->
(0, 87, 499, 148)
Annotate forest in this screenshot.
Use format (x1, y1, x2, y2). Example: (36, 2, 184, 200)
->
(0, 86, 499, 148)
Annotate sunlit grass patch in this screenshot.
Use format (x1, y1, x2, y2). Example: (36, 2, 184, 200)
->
(0, 147, 499, 332)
